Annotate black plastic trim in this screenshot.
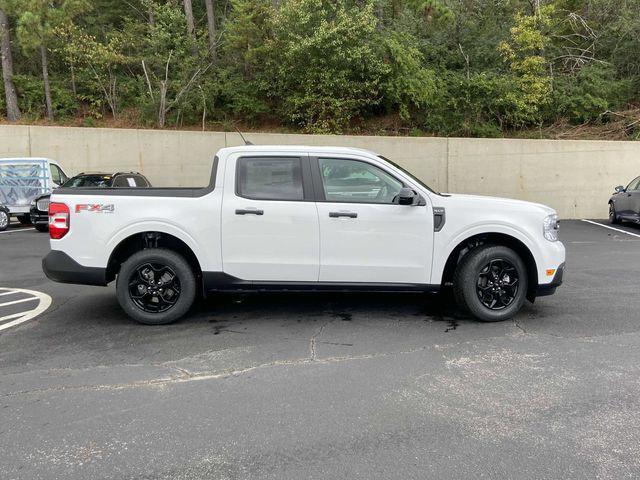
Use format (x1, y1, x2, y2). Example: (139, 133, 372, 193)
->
(51, 156, 218, 197)
(43, 250, 108, 286)
(203, 272, 440, 294)
(433, 207, 446, 232)
(536, 262, 565, 297)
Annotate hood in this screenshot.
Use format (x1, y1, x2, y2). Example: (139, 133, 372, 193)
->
(441, 193, 557, 216)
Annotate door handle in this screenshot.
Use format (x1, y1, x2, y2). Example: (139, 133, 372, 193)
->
(329, 211, 357, 218)
(236, 208, 264, 216)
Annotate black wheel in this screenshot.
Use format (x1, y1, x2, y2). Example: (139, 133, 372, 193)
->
(453, 245, 528, 322)
(116, 248, 196, 325)
(35, 223, 49, 232)
(609, 202, 621, 224)
(17, 214, 31, 225)
(0, 210, 8, 231)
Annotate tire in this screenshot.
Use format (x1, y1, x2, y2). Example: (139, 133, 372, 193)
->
(453, 245, 528, 322)
(116, 248, 196, 325)
(35, 223, 49, 232)
(0, 210, 8, 231)
(17, 214, 31, 225)
(609, 202, 621, 224)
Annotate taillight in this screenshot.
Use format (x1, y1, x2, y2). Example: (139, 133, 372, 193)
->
(49, 202, 70, 239)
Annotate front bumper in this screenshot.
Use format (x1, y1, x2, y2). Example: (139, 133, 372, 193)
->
(43, 250, 108, 286)
(30, 206, 48, 225)
(536, 262, 565, 297)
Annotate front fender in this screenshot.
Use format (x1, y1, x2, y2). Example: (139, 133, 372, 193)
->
(430, 222, 541, 285)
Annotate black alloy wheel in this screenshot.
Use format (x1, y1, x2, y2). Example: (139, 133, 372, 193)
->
(476, 258, 519, 310)
(128, 262, 182, 313)
(116, 248, 196, 325)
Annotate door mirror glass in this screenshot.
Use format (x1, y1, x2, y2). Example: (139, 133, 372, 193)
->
(396, 187, 417, 205)
(615, 185, 625, 193)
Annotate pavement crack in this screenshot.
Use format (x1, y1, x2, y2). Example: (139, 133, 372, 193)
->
(513, 320, 527, 334)
(309, 319, 333, 361)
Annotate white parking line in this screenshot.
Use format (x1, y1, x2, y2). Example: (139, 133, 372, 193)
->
(0, 297, 38, 308)
(0, 288, 52, 332)
(0, 227, 36, 234)
(0, 290, 21, 296)
(581, 219, 640, 238)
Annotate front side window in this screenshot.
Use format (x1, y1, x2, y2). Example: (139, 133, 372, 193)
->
(319, 158, 403, 204)
(62, 175, 112, 188)
(237, 157, 304, 201)
(627, 176, 640, 191)
(50, 165, 62, 185)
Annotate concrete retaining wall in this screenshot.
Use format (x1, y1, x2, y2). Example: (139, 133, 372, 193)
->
(1, 125, 638, 218)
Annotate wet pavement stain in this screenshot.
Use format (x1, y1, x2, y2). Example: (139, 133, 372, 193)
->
(333, 312, 352, 322)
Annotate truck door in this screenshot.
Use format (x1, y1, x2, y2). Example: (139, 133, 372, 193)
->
(312, 156, 434, 285)
(619, 176, 640, 219)
(221, 154, 320, 282)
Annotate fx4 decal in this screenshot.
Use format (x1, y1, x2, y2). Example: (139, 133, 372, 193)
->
(76, 204, 115, 213)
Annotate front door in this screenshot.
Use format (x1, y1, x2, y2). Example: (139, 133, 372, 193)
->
(221, 154, 320, 282)
(619, 176, 640, 219)
(313, 156, 434, 285)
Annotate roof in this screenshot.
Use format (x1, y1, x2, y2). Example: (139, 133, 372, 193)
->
(0, 157, 57, 163)
(217, 145, 379, 157)
(75, 171, 143, 176)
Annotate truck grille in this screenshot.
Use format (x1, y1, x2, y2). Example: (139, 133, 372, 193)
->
(37, 199, 50, 212)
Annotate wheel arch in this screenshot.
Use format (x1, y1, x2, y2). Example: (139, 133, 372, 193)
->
(440, 232, 539, 302)
(106, 231, 203, 289)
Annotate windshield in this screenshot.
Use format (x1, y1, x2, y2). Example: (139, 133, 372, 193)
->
(62, 175, 113, 188)
(377, 156, 440, 195)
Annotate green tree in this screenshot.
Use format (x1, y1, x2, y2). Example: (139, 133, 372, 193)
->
(498, 5, 554, 127)
(14, 0, 89, 120)
(0, 4, 21, 120)
(269, 0, 389, 132)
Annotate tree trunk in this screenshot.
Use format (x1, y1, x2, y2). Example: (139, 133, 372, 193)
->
(40, 45, 53, 121)
(183, 0, 196, 41)
(0, 8, 21, 121)
(204, 0, 216, 62)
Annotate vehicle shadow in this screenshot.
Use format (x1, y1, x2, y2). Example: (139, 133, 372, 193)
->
(189, 289, 474, 333)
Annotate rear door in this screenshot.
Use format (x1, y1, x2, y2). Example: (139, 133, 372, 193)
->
(312, 155, 434, 285)
(221, 154, 320, 282)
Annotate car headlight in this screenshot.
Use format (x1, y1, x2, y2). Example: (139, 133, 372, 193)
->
(30, 199, 36, 207)
(543, 214, 559, 242)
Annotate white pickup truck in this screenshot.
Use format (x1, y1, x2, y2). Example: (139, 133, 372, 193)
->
(43, 146, 565, 325)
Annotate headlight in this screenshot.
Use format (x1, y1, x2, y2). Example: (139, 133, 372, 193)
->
(543, 214, 559, 242)
(30, 199, 36, 207)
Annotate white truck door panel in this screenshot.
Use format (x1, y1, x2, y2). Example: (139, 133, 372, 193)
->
(221, 154, 320, 282)
(316, 203, 433, 283)
(314, 156, 434, 284)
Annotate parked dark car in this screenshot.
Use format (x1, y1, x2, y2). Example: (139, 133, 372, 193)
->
(0, 203, 9, 232)
(30, 172, 152, 232)
(609, 176, 640, 224)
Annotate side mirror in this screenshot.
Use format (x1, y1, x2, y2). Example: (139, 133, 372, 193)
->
(615, 185, 625, 193)
(397, 187, 417, 205)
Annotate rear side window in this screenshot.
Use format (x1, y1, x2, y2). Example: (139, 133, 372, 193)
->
(237, 157, 304, 201)
(113, 175, 144, 187)
(133, 175, 150, 187)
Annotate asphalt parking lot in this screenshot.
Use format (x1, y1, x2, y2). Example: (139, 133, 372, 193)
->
(1, 219, 640, 479)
